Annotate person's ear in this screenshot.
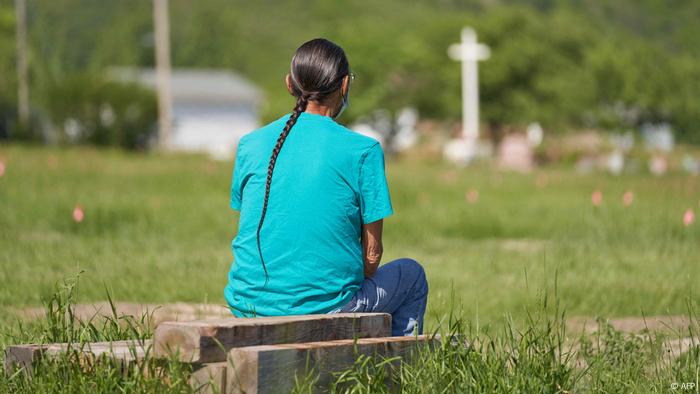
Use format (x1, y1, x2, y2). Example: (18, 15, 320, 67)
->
(285, 74, 294, 95)
(341, 75, 350, 96)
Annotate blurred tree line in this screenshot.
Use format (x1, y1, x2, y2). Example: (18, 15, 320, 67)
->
(0, 0, 698, 146)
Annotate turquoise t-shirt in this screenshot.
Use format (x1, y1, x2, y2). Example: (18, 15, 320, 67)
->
(224, 112, 393, 317)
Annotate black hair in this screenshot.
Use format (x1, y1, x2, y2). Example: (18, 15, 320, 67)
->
(256, 38, 350, 283)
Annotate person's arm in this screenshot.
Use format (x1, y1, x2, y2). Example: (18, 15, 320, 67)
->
(362, 219, 383, 278)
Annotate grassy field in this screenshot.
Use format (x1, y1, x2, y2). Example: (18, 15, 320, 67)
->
(1, 145, 698, 322)
(1, 144, 699, 391)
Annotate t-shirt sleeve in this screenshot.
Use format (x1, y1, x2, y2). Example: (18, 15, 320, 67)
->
(358, 142, 393, 224)
(230, 141, 245, 210)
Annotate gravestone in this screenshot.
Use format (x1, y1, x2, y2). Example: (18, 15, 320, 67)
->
(526, 122, 543, 147)
(392, 107, 419, 152)
(497, 134, 533, 172)
(642, 123, 674, 152)
(649, 154, 668, 176)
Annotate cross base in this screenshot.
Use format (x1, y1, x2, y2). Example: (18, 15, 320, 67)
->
(443, 138, 492, 166)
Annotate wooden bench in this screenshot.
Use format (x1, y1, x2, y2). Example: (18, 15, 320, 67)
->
(4, 313, 435, 393)
(3, 339, 151, 376)
(222, 335, 434, 393)
(153, 313, 391, 363)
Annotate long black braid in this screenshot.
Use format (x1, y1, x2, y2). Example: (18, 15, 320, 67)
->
(255, 96, 308, 282)
(255, 38, 350, 284)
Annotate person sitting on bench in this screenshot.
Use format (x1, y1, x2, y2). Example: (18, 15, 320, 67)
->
(224, 38, 428, 336)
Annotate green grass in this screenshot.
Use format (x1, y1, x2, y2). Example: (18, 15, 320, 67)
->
(0, 145, 699, 392)
(3, 270, 698, 393)
(297, 305, 700, 393)
(1, 145, 698, 323)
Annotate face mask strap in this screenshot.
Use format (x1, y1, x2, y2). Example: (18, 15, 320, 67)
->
(333, 75, 351, 119)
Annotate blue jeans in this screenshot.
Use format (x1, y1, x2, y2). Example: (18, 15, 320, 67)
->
(329, 258, 429, 336)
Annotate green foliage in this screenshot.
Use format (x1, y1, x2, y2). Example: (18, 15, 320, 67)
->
(578, 318, 659, 392)
(476, 7, 597, 130)
(0, 272, 194, 393)
(1, 0, 699, 145)
(45, 74, 157, 148)
(2, 350, 196, 393)
(293, 294, 700, 392)
(3, 271, 153, 347)
(330, 353, 401, 393)
(0, 3, 17, 138)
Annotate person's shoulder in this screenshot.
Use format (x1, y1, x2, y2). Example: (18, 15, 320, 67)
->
(238, 115, 291, 149)
(331, 122, 383, 151)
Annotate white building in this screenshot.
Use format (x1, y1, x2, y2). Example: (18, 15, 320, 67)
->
(113, 68, 263, 159)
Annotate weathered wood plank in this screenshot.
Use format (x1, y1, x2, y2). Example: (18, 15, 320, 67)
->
(3, 344, 42, 375)
(226, 335, 437, 394)
(191, 362, 228, 394)
(18, 302, 232, 326)
(154, 313, 391, 363)
(4, 339, 152, 376)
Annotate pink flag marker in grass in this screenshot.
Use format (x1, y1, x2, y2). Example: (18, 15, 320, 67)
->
(622, 191, 634, 207)
(73, 205, 85, 223)
(591, 190, 603, 207)
(466, 189, 479, 204)
(0, 160, 5, 177)
(683, 209, 695, 226)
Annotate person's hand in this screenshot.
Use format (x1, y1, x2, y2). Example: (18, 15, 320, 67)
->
(364, 261, 379, 278)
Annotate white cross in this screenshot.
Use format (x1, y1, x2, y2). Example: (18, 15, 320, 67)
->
(448, 27, 490, 142)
